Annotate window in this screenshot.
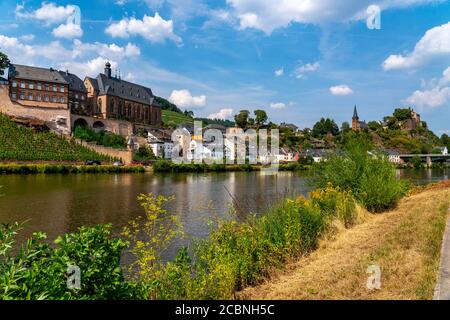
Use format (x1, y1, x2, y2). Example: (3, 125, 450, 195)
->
(45, 84, 49, 91)
(37, 83, 42, 90)
(44, 94, 49, 102)
(29, 82, 34, 90)
(60, 96, 65, 103)
(52, 85, 57, 92)
(28, 93, 33, 100)
(12, 80, 17, 88)
(36, 94, 41, 101)
(75, 94, 79, 99)
(60, 86, 65, 93)
(52, 96, 57, 103)
(81, 95, 85, 100)
(19, 93, 25, 100)
(20, 82, 25, 89)
(11, 92, 17, 100)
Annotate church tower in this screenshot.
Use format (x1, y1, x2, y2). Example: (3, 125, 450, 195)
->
(352, 105, 359, 130)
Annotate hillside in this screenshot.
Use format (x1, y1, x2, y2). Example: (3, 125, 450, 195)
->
(0, 113, 114, 162)
(161, 109, 194, 126)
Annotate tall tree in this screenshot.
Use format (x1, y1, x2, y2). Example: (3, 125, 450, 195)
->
(234, 110, 250, 129)
(254, 109, 268, 128)
(0, 51, 11, 77)
(312, 118, 339, 138)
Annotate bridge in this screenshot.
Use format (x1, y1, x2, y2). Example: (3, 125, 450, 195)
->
(398, 154, 450, 165)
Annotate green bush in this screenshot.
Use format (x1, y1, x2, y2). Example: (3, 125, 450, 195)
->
(312, 137, 408, 212)
(73, 125, 126, 149)
(0, 223, 138, 300)
(0, 164, 145, 174)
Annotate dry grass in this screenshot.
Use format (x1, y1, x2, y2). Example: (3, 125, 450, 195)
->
(240, 183, 450, 300)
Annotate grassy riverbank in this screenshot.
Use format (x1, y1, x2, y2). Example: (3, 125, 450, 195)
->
(241, 181, 450, 300)
(152, 160, 309, 173)
(0, 163, 145, 174)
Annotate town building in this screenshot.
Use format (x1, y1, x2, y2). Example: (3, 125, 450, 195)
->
(84, 62, 162, 126)
(352, 105, 368, 131)
(8, 64, 69, 110)
(58, 70, 88, 116)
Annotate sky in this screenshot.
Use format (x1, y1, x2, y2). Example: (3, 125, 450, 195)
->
(0, 0, 449, 135)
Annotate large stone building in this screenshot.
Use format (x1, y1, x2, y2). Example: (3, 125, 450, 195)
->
(84, 62, 162, 126)
(58, 70, 88, 116)
(8, 64, 69, 110)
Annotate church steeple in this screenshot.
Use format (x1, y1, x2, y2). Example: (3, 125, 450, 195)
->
(353, 105, 359, 120)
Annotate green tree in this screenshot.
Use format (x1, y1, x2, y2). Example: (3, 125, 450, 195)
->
(312, 118, 339, 138)
(0, 51, 11, 77)
(441, 134, 450, 148)
(234, 110, 250, 129)
(393, 108, 412, 121)
(368, 121, 382, 131)
(254, 109, 268, 128)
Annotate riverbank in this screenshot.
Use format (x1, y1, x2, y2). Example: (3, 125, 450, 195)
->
(0, 163, 145, 174)
(152, 160, 310, 173)
(240, 181, 450, 300)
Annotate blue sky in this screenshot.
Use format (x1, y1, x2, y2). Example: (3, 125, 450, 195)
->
(0, 0, 449, 135)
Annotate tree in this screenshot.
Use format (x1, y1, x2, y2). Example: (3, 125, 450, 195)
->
(341, 122, 351, 134)
(234, 110, 250, 129)
(0, 51, 11, 77)
(312, 118, 339, 138)
(368, 121, 382, 131)
(441, 134, 450, 148)
(254, 109, 268, 128)
(393, 108, 412, 121)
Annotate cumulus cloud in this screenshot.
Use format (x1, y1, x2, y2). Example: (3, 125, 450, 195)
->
(383, 22, 450, 70)
(270, 102, 286, 109)
(169, 89, 206, 108)
(208, 108, 234, 120)
(15, 2, 77, 25)
(72, 40, 140, 60)
(405, 66, 450, 108)
(274, 68, 284, 77)
(226, 0, 442, 34)
(59, 57, 118, 78)
(105, 13, 182, 44)
(330, 85, 353, 96)
(293, 62, 320, 79)
(52, 22, 83, 39)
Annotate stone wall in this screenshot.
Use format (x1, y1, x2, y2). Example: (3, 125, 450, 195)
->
(73, 138, 134, 164)
(0, 84, 71, 135)
(71, 114, 134, 137)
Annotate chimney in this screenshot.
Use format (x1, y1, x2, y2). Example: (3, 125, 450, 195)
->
(105, 62, 112, 78)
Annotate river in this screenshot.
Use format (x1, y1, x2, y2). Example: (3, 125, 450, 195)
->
(0, 168, 448, 258)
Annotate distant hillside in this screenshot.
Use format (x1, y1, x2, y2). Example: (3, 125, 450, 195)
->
(155, 96, 183, 114)
(0, 114, 114, 162)
(162, 110, 194, 127)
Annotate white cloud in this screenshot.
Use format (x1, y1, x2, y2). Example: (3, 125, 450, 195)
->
(330, 85, 353, 96)
(226, 0, 443, 34)
(274, 68, 284, 77)
(270, 102, 286, 109)
(208, 108, 234, 120)
(20, 34, 35, 41)
(169, 89, 206, 108)
(52, 22, 83, 39)
(105, 13, 182, 44)
(383, 22, 450, 70)
(405, 66, 450, 108)
(72, 40, 141, 60)
(15, 2, 77, 25)
(293, 62, 320, 79)
(58, 57, 118, 78)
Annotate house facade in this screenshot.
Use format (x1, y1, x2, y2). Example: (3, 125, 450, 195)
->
(84, 62, 162, 127)
(58, 70, 88, 116)
(8, 64, 69, 110)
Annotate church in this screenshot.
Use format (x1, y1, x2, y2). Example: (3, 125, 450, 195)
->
(352, 105, 368, 131)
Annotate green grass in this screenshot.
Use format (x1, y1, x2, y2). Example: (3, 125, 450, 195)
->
(162, 110, 194, 126)
(0, 113, 114, 163)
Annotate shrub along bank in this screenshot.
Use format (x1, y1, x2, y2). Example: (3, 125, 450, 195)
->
(0, 164, 145, 174)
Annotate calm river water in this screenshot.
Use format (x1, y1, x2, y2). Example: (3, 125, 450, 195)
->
(0, 168, 448, 258)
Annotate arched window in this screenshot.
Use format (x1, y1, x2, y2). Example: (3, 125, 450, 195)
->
(97, 99, 102, 114)
(119, 101, 123, 116)
(109, 100, 115, 114)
